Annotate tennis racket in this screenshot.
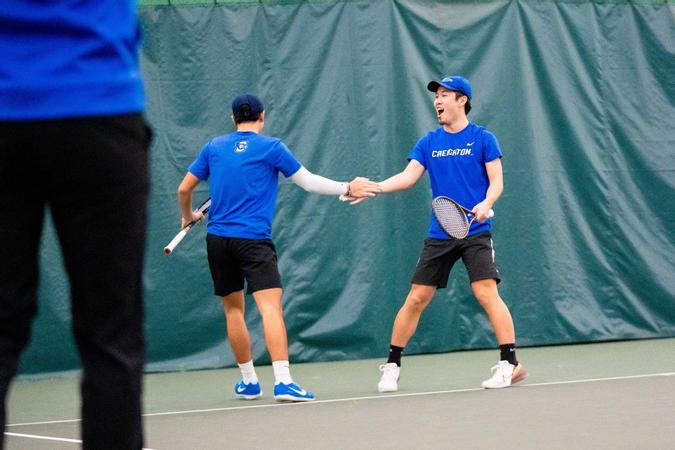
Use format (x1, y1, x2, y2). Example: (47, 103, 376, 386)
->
(164, 198, 211, 254)
(431, 196, 494, 239)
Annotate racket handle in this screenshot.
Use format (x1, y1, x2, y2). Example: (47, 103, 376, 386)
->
(469, 209, 494, 219)
(164, 229, 188, 254)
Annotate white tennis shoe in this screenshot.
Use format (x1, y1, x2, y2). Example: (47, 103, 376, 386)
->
(481, 360, 528, 389)
(378, 363, 400, 392)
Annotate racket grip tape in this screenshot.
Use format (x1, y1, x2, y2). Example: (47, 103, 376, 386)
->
(164, 229, 188, 254)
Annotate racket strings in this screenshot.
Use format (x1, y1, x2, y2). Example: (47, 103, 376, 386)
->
(432, 198, 470, 239)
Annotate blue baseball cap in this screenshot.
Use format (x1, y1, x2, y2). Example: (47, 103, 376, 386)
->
(427, 75, 472, 100)
(232, 93, 264, 121)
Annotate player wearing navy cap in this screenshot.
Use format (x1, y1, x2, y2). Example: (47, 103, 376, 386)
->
(349, 75, 527, 391)
(177, 93, 380, 402)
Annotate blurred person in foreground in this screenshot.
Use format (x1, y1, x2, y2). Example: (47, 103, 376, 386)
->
(0, 1, 151, 448)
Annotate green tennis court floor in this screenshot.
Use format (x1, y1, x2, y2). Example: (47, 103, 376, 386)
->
(6, 338, 675, 449)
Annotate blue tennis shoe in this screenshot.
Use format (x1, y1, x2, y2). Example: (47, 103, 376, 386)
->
(234, 380, 262, 400)
(273, 382, 315, 402)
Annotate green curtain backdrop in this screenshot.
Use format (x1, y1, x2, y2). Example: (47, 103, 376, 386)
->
(20, 0, 675, 374)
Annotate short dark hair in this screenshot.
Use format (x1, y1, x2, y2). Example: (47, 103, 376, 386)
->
(233, 104, 262, 124)
(453, 91, 471, 114)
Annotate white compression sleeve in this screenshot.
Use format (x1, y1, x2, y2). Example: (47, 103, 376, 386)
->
(290, 166, 349, 195)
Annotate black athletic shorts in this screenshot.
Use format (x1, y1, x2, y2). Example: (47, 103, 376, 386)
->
(411, 231, 501, 288)
(206, 234, 282, 296)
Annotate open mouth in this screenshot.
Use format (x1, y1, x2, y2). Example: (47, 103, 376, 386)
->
(436, 108, 444, 117)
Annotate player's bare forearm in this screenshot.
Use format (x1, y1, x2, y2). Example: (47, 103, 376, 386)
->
(378, 173, 413, 193)
(178, 192, 194, 223)
(484, 158, 504, 207)
(472, 158, 503, 221)
(339, 160, 424, 205)
(177, 173, 202, 226)
(484, 184, 502, 207)
(378, 160, 426, 193)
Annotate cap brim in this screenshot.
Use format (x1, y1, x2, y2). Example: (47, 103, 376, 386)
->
(427, 81, 442, 92)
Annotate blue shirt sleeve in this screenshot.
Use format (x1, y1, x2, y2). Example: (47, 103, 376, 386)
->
(482, 130, 502, 162)
(188, 141, 211, 180)
(407, 135, 429, 168)
(272, 141, 302, 177)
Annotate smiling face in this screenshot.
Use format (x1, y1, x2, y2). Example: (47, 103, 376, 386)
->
(434, 86, 468, 128)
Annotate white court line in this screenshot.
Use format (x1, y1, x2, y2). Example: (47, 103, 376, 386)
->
(4, 431, 157, 449)
(7, 371, 675, 427)
(4, 432, 80, 443)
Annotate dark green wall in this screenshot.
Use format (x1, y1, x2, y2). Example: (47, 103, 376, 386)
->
(20, 0, 675, 374)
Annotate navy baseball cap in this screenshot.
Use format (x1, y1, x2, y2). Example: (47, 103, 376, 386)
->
(427, 75, 472, 99)
(232, 93, 264, 121)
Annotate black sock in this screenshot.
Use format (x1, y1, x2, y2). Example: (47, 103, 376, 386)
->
(499, 343, 518, 366)
(387, 345, 404, 367)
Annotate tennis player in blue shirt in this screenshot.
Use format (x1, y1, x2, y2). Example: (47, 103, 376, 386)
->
(177, 94, 380, 402)
(353, 76, 527, 392)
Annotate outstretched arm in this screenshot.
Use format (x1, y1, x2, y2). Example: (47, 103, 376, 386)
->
(177, 172, 204, 228)
(290, 166, 381, 198)
(378, 160, 426, 193)
(341, 160, 426, 205)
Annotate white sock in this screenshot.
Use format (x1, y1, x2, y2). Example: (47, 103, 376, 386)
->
(238, 360, 258, 384)
(272, 360, 293, 385)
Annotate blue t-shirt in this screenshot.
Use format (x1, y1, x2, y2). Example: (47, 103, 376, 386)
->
(188, 131, 302, 240)
(0, 1, 145, 120)
(408, 122, 502, 239)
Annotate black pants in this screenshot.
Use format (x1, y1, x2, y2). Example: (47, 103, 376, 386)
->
(0, 114, 151, 449)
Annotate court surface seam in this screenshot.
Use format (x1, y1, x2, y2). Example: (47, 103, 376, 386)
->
(7, 371, 674, 427)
